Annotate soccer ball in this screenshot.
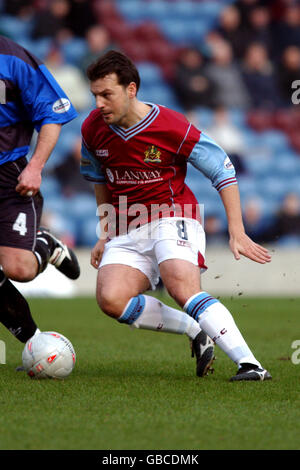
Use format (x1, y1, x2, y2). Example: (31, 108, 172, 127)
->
(22, 331, 76, 379)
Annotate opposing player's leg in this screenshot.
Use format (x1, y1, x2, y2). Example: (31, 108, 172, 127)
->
(0, 159, 79, 281)
(0, 158, 79, 347)
(0, 221, 80, 282)
(36, 227, 80, 280)
(0, 265, 40, 343)
(97, 264, 201, 341)
(159, 258, 271, 381)
(0, 160, 42, 344)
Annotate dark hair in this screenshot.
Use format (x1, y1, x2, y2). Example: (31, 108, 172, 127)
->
(86, 50, 140, 92)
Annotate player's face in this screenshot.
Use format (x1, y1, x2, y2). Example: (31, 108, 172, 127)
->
(90, 73, 136, 127)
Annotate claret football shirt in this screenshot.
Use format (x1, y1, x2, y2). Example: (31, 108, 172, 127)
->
(81, 103, 237, 232)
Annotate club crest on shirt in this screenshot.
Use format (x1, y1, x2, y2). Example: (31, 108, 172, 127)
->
(144, 145, 162, 163)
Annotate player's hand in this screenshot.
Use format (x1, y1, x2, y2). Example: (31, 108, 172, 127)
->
(229, 232, 271, 264)
(91, 238, 108, 269)
(15, 165, 42, 197)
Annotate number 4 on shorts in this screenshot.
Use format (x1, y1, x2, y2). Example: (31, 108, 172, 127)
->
(13, 212, 27, 236)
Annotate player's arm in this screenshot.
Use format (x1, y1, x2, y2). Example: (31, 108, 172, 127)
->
(15, 123, 62, 196)
(90, 183, 113, 269)
(219, 184, 271, 264)
(80, 138, 111, 268)
(13, 56, 77, 196)
(187, 132, 271, 264)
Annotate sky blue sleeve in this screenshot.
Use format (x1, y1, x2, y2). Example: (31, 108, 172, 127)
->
(187, 132, 237, 192)
(80, 141, 106, 184)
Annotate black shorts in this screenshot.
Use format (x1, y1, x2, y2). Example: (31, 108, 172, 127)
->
(0, 157, 44, 251)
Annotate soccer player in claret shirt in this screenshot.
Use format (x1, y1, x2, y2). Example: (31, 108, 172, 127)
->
(0, 35, 80, 354)
(81, 50, 272, 381)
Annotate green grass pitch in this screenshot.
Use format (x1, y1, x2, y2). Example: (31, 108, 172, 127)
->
(0, 294, 299, 450)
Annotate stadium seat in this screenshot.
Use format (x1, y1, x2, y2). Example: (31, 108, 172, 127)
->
(272, 152, 300, 176)
(43, 195, 68, 216)
(65, 194, 97, 221)
(195, 108, 214, 129)
(258, 176, 291, 203)
(121, 39, 152, 62)
(138, 1, 170, 21)
(285, 176, 300, 196)
(260, 130, 289, 153)
(168, 1, 199, 19)
(199, 1, 225, 17)
(104, 17, 135, 43)
(247, 110, 273, 132)
(95, 0, 119, 18)
(137, 62, 164, 84)
(0, 14, 33, 41)
(227, 109, 247, 129)
(117, 0, 170, 24)
(243, 157, 274, 177)
(237, 175, 259, 197)
(133, 21, 166, 42)
(272, 109, 299, 133)
(241, 129, 264, 150)
(277, 234, 300, 247)
(44, 130, 79, 170)
(61, 38, 88, 66)
(40, 176, 62, 199)
(18, 37, 52, 61)
(287, 130, 300, 154)
(157, 18, 207, 44)
(78, 215, 99, 247)
(138, 83, 180, 108)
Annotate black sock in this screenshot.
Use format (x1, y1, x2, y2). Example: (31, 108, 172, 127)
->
(0, 268, 38, 343)
(34, 232, 56, 274)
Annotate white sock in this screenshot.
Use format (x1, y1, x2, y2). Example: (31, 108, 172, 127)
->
(184, 292, 261, 367)
(120, 294, 201, 339)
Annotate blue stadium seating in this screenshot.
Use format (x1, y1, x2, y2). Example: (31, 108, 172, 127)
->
(78, 215, 99, 247)
(157, 18, 208, 44)
(0, 14, 33, 42)
(139, 83, 181, 109)
(61, 38, 88, 66)
(43, 195, 69, 217)
(17, 37, 52, 61)
(40, 176, 62, 199)
(137, 62, 165, 85)
(117, 1, 170, 23)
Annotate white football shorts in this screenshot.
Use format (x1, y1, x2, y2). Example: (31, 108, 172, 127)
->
(99, 217, 206, 290)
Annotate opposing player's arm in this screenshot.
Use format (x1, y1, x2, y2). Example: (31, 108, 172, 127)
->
(187, 132, 271, 264)
(16, 123, 62, 196)
(13, 55, 77, 196)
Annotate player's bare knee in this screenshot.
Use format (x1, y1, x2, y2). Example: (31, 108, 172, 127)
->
(6, 261, 37, 282)
(0, 250, 38, 282)
(2, 254, 36, 281)
(165, 281, 200, 308)
(96, 290, 128, 319)
(165, 285, 186, 307)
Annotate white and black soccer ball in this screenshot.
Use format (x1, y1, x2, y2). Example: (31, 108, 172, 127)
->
(22, 331, 76, 379)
